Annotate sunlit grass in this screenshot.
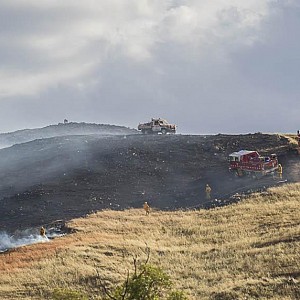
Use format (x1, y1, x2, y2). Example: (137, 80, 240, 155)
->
(0, 183, 299, 299)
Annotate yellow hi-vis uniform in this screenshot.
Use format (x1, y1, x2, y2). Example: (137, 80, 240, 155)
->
(143, 202, 150, 215)
(40, 226, 46, 237)
(205, 184, 212, 200)
(277, 164, 283, 179)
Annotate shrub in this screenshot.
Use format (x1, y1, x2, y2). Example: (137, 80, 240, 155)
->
(100, 249, 188, 300)
(107, 264, 171, 299)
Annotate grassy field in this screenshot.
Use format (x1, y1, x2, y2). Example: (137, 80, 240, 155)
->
(0, 183, 299, 299)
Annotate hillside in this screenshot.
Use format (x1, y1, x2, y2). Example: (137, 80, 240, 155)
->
(0, 122, 137, 148)
(0, 132, 299, 233)
(0, 183, 299, 299)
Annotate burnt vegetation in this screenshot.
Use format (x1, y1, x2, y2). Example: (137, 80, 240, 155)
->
(0, 124, 299, 234)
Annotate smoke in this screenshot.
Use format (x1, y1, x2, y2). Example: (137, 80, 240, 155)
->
(0, 230, 49, 253)
(0, 144, 11, 150)
(0, 134, 101, 199)
(0, 227, 66, 253)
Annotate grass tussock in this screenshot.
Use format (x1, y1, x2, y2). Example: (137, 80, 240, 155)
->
(282, 134, 298, 146)
(0, 183, 300, 299)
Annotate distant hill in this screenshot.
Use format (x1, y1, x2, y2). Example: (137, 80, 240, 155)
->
(0, 122, 138, 148)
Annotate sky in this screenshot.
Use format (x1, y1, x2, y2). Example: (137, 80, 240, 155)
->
(0, 0, 299, 134)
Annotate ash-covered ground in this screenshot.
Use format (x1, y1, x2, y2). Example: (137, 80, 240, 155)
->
(0, 127, 299, 234)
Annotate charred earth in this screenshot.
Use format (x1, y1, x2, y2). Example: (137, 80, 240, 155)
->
(0, 126, 299, 233)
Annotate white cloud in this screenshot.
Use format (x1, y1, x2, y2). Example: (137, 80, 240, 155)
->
(0, 0, 299, 134)
(0, 0, 276, 97)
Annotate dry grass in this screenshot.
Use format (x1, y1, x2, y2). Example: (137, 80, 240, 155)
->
(1, 183, 300, 299)
(282, 134, 299, 147)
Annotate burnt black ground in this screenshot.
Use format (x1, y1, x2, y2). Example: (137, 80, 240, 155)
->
(0, 132, 299, 233)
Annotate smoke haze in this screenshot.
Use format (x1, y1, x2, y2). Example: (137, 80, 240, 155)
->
(0, 230, 49, 252)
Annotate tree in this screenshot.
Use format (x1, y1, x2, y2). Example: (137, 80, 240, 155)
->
(100, 248, 188, 300)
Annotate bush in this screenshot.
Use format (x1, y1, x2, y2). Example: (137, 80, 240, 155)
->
(101, 251, 188, 300)
(108, 264, 171, 299)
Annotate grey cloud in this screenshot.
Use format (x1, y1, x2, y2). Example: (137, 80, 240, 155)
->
(0, 1, 299, 134)
(233, 5, 300, 95)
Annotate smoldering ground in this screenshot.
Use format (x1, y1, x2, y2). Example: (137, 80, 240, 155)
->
(0, 132, 298, 236)
(0, 229, 49, 253)
(0, 225, 67, 253)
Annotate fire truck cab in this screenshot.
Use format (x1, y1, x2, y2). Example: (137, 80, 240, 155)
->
(229, 150, 278, 177)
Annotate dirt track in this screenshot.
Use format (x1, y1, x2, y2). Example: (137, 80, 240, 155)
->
(0, 132, 299, 233)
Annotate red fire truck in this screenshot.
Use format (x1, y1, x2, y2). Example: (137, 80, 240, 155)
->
(229, 150, 278, 177)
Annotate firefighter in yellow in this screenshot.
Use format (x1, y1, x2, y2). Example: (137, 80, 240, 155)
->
(205, 184, 212, 200)
(143, 202, 150, 215)
(40, 226, 46, 237)
(277, 163, 283, 179)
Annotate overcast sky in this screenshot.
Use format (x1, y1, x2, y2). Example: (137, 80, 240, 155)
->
(0, 0, 299, 134)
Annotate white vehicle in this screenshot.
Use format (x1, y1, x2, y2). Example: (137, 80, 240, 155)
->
(138, 118, 176, 134)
